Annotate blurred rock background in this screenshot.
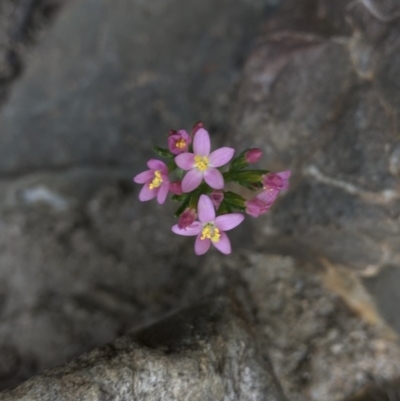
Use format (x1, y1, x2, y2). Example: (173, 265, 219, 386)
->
(0, 0, 399, 400)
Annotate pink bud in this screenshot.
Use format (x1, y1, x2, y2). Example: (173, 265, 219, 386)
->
(178, 208, 197, 229)
(245, 189, 278, 218)
(168, 129, 177, 136)
(191, 121, 204, 136)
(245, 148, 263, 164)
(210, 190, 224, 210)
(167, 130, 191, 155)
(170, 181, 183, 195)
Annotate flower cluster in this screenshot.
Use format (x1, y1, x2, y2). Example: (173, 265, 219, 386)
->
(133, 122, 290, 255)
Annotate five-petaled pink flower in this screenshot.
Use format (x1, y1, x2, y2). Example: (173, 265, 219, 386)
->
(262, 171, 291, 191)
(175, 128, 234, 192)
(133, 159, 170, 204)
(168, 130, 191, 155)
(245, 189, 279, 218)
(172, 195, 244, 255)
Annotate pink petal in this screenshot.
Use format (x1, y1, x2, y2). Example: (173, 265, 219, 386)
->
(198, 195, 216, 223)
(277, 170, 291, 190)
(172, 222, 202, 236)
(195, 235, 211, 255)
(277, 170, 291, 179)
(257, 188, 279, 203)
(215, 213, 244, 231)
(204, 167, 224, 190)
(139, 184, 157, 201)
(147, 159, 167, 171)
(133, 170, 153, 184)
(175, 153, 195, 170)
(179, 130, 191, 144)
(193, 128, 210, 156)
(208, 147, 235, 168)
(212, 232, 231, 255)
(181, 169, 203, 192)
(157, 183, 169, 204)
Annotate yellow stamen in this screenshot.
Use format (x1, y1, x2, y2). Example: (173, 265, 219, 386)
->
(175, 139, 187, 149)
(148, 170, 163, 190)
(194, 155, 209, 172)
(200, 223, 220, 243)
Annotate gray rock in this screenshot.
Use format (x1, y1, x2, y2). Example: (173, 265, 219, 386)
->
(0, 0, 274, 175)
(232, 0, 400, 271)
(0, 298, 287, 401)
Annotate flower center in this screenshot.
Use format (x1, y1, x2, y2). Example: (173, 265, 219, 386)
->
(194, 155, 209, 171)
(149, 170, 163, 190)
(200, 223, 220, 243)
(175, 139, 187, 149)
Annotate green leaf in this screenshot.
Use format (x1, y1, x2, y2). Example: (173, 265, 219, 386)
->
(174, 194, 191, 217)
(171, 194, 187, 202)
(167, 159, 178, 173)
(153, 146, 174, 158)
(223, 191, 246, 208)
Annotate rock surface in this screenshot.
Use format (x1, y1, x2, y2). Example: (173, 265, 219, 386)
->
(0, 0, 273, 175)
(232, 0, 400, 329)
(1, 0, 400, 399)
(0, 297, 287, 401)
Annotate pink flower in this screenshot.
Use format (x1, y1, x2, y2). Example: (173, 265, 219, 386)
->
(175, 128, 235, 192)
(210, 190, 224, 210)
(245, 189, 279, 218)
(133, 159, 170, 204)
(169, 181, 183, 195)
(262, 171, 291, 191)
(172, 195, 244, 255)
(245, 148, 262, 164)
(168, 130, 191, 155)
(178, 208, 197, 229)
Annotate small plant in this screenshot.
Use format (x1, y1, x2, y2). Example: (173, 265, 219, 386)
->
(133, 122, 290, 255)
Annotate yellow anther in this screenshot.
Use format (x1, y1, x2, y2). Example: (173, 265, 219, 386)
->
(200, 223, 220, 243)
(194, 155, 209, 172)
(148, 170, 163, 190)
(175, 139, 187, 149)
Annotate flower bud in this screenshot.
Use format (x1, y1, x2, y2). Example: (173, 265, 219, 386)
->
(210, 190, 224, 210)
(245, 148, 262, 164)
(168, 130, 191, 155)
(245, 189, 278, 217)
(191, 121, 204, 136)
(178, 208, 197, 229)
(169, 181, 183, 195)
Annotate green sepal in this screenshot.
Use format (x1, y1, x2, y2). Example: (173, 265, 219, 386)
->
(188, 183, 208, 210)
(175, 168, 184, 180)
(229, 150, 247, 172)
(229, 169, 269, 184)
(153, 146, 174, 158)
